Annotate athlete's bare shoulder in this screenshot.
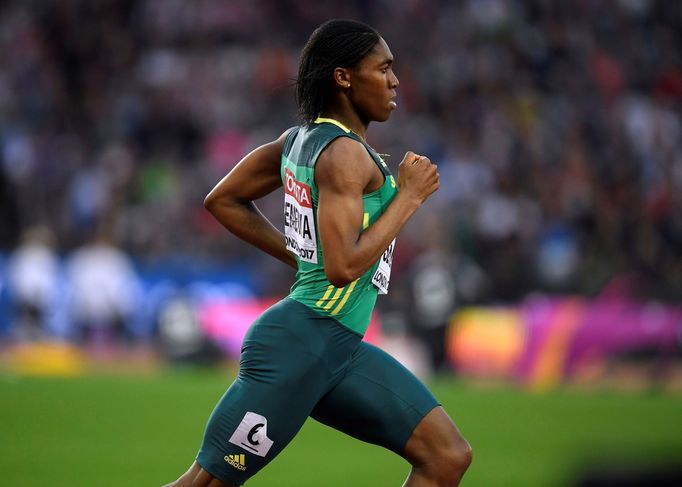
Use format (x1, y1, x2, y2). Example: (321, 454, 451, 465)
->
(272, 126, 297, 151)
(280, 126, 298, 141)
(315, 136, 375, 191)
(237, 126, 296, 172)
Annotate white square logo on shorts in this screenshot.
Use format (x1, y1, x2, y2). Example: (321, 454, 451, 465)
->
(229, 412, 274, 458)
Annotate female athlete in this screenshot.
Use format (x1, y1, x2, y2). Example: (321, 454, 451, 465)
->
(165, 19, 472, 487)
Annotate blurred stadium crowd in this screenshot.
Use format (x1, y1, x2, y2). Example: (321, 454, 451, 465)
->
(0, 1, 680, 359)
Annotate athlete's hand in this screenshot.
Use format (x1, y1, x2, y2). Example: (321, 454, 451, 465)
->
(398, 151, 440, 205)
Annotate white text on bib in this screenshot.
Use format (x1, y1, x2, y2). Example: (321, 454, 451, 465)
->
(372, 238, 396, 295)
(284, 168, 318, 264)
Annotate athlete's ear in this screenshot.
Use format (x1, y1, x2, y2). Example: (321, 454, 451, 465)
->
(333, 67, 352, 90)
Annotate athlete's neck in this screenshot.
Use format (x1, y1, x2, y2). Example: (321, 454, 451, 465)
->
(319, 111, 368, 141)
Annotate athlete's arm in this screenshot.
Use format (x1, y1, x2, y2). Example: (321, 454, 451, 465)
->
(315, 137, 439, 287)
(204, 130, 298, 269)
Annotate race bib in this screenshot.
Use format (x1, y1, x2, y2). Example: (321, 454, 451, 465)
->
(284, 168, 318, 263)
(372, 238, 396, 295)
(229, 412, 274, 458)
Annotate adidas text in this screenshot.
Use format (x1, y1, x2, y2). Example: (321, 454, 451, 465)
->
(224, 454, 246, 471)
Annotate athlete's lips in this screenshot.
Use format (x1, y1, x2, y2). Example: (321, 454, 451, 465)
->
(389, 94, 398, 109)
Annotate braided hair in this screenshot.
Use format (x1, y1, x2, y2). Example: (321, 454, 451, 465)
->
(296, 19, 380, 124)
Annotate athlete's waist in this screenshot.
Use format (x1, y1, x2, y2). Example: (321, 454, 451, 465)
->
(288, 290, 375, 335)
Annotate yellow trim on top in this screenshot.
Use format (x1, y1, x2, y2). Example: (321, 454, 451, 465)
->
(363, 212, 369, 230)
(323, 287, 345, 310)
(314, 117, 351, 133)
(316, 285, 335, 308)
(331, 279, 358, 315)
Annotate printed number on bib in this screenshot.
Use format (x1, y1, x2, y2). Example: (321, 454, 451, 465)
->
(228, 412, 274, 458)
(284, 168, 318, 263)
(372, 238, 395, 295)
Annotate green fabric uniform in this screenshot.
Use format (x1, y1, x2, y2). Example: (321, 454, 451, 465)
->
(283, 117, 398, 334)
(196, 120, 439, 485)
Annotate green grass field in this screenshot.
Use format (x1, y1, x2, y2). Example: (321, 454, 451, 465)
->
(1, 369, 681, 487)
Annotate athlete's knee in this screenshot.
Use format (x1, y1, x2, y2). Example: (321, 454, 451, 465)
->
(404, 407, 472, 485)
(442, 438, 473, 475)
(420, 438, 472, 485)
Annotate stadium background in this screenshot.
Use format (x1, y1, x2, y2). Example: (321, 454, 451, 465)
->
(1, 0, 681, 485)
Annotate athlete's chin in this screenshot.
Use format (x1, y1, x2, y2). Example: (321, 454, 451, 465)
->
(375, 109, 394, 123)
(367, 105, 395, 123)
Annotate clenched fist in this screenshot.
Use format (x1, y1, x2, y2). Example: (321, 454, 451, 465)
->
(397, 151, 440, 204)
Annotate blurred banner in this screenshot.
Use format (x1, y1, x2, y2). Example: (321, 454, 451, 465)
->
(448, 293, 682, 390)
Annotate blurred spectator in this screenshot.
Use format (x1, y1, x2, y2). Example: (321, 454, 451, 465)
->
(65, 230, 140, 346)
(404, 218, 488, 372)
(6, 227, 59, 341)
(0, 0, 679, 318)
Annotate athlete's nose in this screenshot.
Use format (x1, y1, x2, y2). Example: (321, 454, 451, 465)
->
(390, 70, 399, 89)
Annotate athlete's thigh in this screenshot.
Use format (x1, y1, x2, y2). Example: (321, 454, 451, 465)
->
(197, 325, 327, 485)
(310, 341, 439, 455)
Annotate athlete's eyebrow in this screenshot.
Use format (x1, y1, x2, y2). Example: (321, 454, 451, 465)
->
(378, 57, 393, 67)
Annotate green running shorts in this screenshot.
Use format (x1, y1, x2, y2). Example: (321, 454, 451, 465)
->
(196, 298, 439, 484)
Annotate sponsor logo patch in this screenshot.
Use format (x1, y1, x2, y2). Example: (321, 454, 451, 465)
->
(224, 453, 246, 471)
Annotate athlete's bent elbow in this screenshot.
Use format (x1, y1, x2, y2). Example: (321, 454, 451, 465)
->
(203, 192, 218, 212)
(204, 191, 232, 214)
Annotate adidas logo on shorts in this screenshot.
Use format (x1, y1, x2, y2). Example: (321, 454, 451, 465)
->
(225, 453, 246, 471)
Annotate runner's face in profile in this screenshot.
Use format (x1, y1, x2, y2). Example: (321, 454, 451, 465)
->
(349, 37, 399, 123)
